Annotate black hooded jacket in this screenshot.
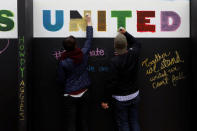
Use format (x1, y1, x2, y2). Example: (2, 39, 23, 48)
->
(105, 32, 141, 98)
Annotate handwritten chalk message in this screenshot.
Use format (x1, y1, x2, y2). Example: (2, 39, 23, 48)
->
(19, 80, 25, 120)
(33, 0, 189, 38)
(87, 65, 109, 72)
(89, 48, 104, 56)
(52, 48, 105, 60)
(52, 48, 109, 72)
(141, 50, 186, 89)
(0, 39, 9, 55)
(18, 36, 25, 120)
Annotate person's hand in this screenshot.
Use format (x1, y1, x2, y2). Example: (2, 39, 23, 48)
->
(101, 102, 109, 109)
(85, 13, 92, 26)
(118, 27, 126, 34)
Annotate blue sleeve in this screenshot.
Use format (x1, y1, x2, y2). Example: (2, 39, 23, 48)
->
(81, 26, 93, 55)
(56, 61, 66, 86)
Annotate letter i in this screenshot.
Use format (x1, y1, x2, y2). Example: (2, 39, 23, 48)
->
(98, 11, 106, 31)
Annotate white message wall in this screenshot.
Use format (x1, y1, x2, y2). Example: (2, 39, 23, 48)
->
(34, 0, 190, 38)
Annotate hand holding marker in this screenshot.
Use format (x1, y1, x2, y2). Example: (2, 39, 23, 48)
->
(119, 27, 126, 34)
(86, 13, 92, 26)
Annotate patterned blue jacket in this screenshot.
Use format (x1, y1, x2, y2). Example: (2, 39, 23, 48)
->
(57, 26, 93, 94)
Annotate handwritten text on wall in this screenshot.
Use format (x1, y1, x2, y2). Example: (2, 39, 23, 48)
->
(141, 50, 186, 89)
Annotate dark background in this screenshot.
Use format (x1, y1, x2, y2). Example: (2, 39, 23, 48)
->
(31, 38, 191, 131)
(0, 0, 196, 131)
(191, 0, 197, 129)
(0, 39, 18, 131)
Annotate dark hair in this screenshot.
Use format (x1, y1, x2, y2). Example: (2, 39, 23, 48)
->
(62, 35, 77, 52)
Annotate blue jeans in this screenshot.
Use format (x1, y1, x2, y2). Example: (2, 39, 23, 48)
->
(112, 95, 140, 131)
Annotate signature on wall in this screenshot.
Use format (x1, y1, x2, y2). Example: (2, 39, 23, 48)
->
(0, 39, 10, 55)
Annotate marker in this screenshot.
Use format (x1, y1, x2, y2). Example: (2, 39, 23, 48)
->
(119, 27, 124, 31)
(86, 13, 89, 17)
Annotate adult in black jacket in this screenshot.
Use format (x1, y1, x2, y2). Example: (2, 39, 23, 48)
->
(102, 27, 141, 131)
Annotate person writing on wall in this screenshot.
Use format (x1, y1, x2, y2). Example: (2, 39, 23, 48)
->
(57, 14, 93, 131)
(101, 27, 141, 131)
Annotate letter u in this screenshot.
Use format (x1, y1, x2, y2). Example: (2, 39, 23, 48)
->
(43, 10, 64, 32)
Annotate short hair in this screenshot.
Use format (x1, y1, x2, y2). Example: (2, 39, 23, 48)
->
(62, 35, 77, 52)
